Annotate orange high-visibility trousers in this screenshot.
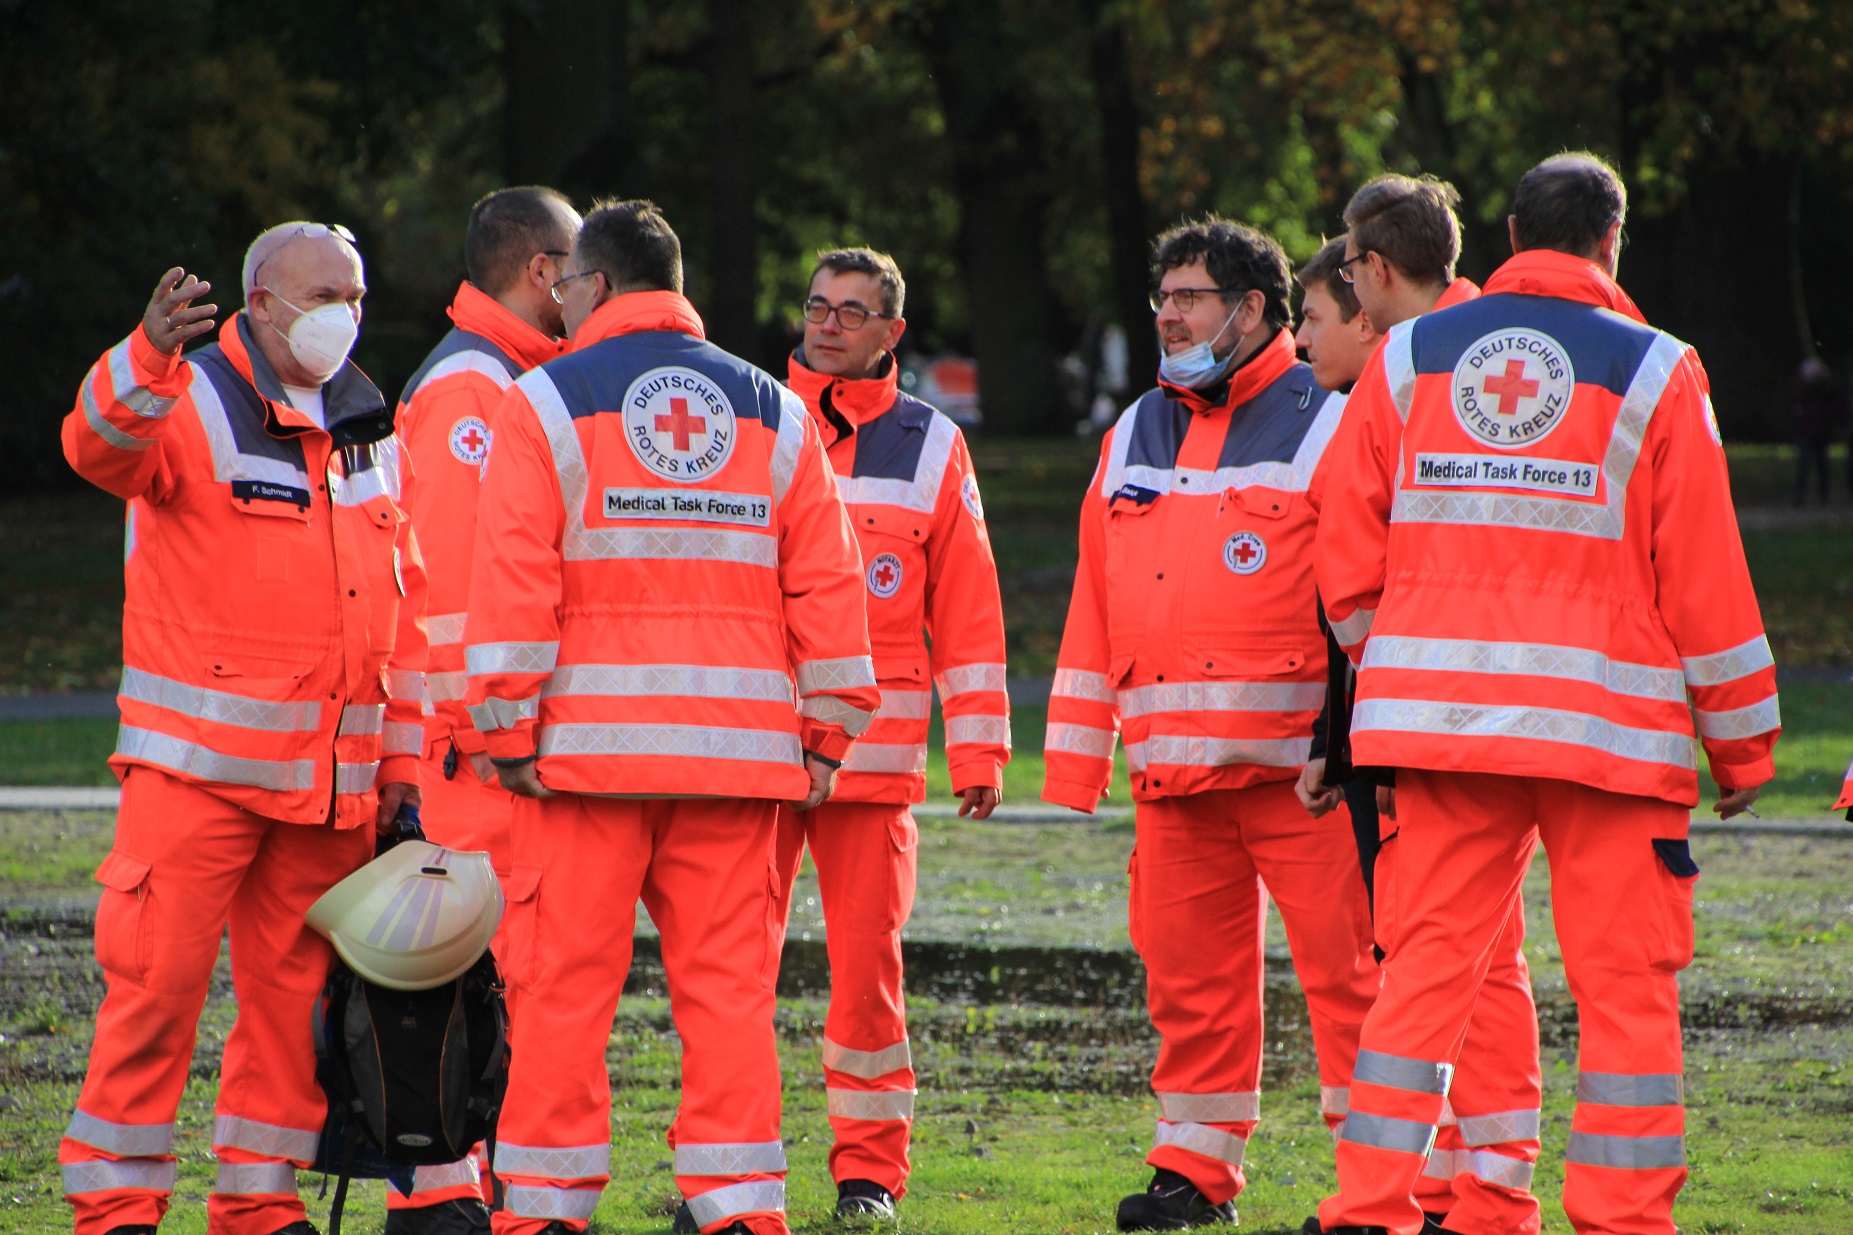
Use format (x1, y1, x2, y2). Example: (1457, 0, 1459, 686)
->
(490, 792, 788, 1235)
(1131, 780, 1378, 1205)
(60, 768, 373, 1235)
(1319, 770, 1693, 1235)
(772, 800, 919, 1197)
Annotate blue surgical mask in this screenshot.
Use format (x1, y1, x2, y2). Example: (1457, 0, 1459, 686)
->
(1157, 300, 1243, 390)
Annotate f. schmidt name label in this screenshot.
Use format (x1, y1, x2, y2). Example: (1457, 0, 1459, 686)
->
(603, 487, 770, 527)
(1413, 453, 1598, 498)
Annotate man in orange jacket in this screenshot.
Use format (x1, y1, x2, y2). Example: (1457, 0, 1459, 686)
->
(388, 187, 579, 1231)
(1044, 218, 1379, 1231)
(1309, 153, 1778, 1235)
(772, 247, 1009, 1221)
(462, 201, 879, 1235)
(1296, 176, 1546, 1235)
(59, 223, 427, 1235)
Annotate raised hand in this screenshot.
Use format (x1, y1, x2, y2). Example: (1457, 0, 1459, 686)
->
(143, 267, 218, 355)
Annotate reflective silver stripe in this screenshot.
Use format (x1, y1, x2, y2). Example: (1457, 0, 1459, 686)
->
(1051, 668, 1116, 703)
(116, 726, 316, 791)
(426, 612, 468, 646)
(1682, 635, 1775, 687)
(1361, 636, 1686, 703)
(1694, 696, 1781, 740)
(466, 641, 560, 676)
(674, 1141, 789, 1176)
(329, 441, 402, 506)
(1341, 1110, 1437, 1156)
(1320, 1086, 1350, 1118)
(494, 1141, 611, 1179)
(410, 1157, 482, 1193)
(1352, 698, 1697, 770)
(505, 1184, 603, 1220)
(1097, 400, 1141, 497)
(827, 1088, 916, 1120)
(1393, 331, 1684, 540)
(770, 386, 809, 504)
(936, 662, 1008, 698)
(410, 350, 514, 398)
(546, 663, 794, 703)
(1158, 1091, 1260, 1123)
(191, 368, 312, 488)
(469, 696, 539, 733)
(1330, 607, 1376, 646)
(1382, 323, 1417, 422)
(1565, 1131, 1686, 1170)
(1294, 389, 1349, 473)
(571, 525, 778, 567)
(107, 339, 176, 418)
(1153, 1120, 1247, 1165)
(1045, 723, 1117, 760)
(62, 1158, 178, 1194)
(687, 1180, 787, 1227)
(83, 379, 155, 451)
(1576, 1072, 1685, 1107)
(336, 761, 379, 795)
(382, 721, 424, 756)
(425, 671, 468, 703)
(1102, 394, 1343, 497)
(1125, 735, 1311, 770)
(1422, 1147, 1461, 1180)
(1437, 1097, 1458, 1126)
(65, 1110, 174, 1156)
(120, 666, 321, 732)
(841, 742, 929, 774)
(1463, 1149, 1536, 1190)
(1456, 1108, 1542, 1146)
(799, 694, 877, 737)
(1354, 1050, 1454, 1095)
(836, 413, 959, 512)
(338, 703, 385, 736)
(945, 715, 1011, 747)
(822, 1036, 913, 1080)
(214, 1162, 296, 1195)
(213, 1114, 319, 1161)
(796, 656, 877, 694)
(540, 723, 802, 765)
(1119, 679, 1325, 718)
(879, 689, 933, 720)
(388, 669, 427, 703)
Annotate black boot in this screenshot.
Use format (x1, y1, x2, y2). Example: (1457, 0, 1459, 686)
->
(383, 1199, 494, 1234)
(673, 1200, 699, 1233)
(836, 1178, 898, 1222)
(1115, 1169, 1236, 1231)
(265, 1223, 322, 1235)
(1299, 1217, 1391, 1235)
(104, 1228, 159, 1235)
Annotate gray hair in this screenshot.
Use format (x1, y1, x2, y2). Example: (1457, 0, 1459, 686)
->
(241, 222, 361, 302)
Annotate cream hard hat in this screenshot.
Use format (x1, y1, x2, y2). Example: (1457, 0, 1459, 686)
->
(307, 841, 504, 991)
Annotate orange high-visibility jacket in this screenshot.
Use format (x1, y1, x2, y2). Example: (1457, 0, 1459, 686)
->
(1043, 330, 1348, 812)
(788, 351, 1010, 802)
(62, 313, 428, 828)
(1316, 249, 1779, 805)
(1835, 760, 1852, 816)
(463, 292, 880, 798)
(398, 282, 566, 758)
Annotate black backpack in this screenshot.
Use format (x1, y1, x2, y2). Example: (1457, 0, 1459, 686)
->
(311, 812, 511, 1232)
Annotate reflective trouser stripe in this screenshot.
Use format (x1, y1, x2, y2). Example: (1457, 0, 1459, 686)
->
(1576, 1072, 1685, 1106)
(687, 1180, 787, 1227)
(674, 1141, 789, 1175)
(213, 1114, 319, 1161)
(64, 1110, 174, 1156)
(491, 1140, 609, 1179)
(410, 1157, 482, 1192)
(1157, 1091, 1260, 1123)
(841, 742, 929, 774)
(505, 1184, 602, 1220)
(1354, 1049, 1454, 1094)
(1320, 1086, 1350, 1118)
(1456, 1108, 1542, 1145)
(827, 1088, 916, 1120)
(822, 1036, 913, 1080)
(62, 1159, 179, 1194)
(117, 726, 316, 792)
(1154, 1120, 1247, 1166)
(1341, 1111, 1438, 1156)
(1565, 1132, 1686, 1169)
(1423, 1148, 1536, 1190)
(214, 1161, 297, 1194)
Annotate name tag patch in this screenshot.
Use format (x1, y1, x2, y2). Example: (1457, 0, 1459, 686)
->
(1413, 452, 1599, 498)
(232, 479, 311, 507)
(603, 487, 770, 526)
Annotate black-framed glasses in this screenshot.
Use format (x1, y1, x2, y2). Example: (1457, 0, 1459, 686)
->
(1149, 287, 1226, 313)
(802, 297, 891, 330)
(550, 269, 605, 305)
(1336, 251, 1371, 284)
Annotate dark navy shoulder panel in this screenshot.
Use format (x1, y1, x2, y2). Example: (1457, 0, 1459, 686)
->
(543, 331, 786, 429)
(851, 392, 938, 480)
(1216, 362, 1332, 468)
(399, 328, 519, 406)
(189, 346, 308, 469)
(1410, 294, 1662, 398)
(1125, 387, 1191, 470)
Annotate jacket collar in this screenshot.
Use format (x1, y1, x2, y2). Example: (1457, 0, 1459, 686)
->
(447, 281, 568, 371)
(1483, 250, 1647, 324)
(1435, 276, 1482, 310)
(788, 349, 901, 436)
(571, 290, 706, 351)
(221, 311, 389, 444)
(1158, 326, 1298, 415)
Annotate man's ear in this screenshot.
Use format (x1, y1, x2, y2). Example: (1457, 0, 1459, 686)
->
(527, 252, 553, 291)
(1507, 215, 1521, 256)
(884, 316, 908, 353)
(1354, 308, 1379, 346)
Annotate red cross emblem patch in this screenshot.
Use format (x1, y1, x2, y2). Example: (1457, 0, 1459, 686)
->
(449, 416, 490, 465)
(621, 366, 738, 480)
(867, 553, 904, 598)
(1452, 328, 1575, 449)
(1223, 531, 1266, 575)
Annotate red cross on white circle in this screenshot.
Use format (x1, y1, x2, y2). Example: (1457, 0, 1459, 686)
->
(654, 397, 707, 452)
(1482, 358, 1541, 417)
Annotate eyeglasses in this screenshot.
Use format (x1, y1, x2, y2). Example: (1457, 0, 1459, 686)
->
(802, 297, 891, 330)
(250, 223, 359, 285)
(550, 269, 605, 305)
(1335, 251, 1371, 284)
(1149, 287, 1227, 313)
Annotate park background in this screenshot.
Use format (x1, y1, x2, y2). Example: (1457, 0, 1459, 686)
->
(2, 2, 1852, 1232)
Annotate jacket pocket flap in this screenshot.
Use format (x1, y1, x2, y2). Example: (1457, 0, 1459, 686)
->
(95, 850, 151, 892)
(1234, 487, 1294, 519)
(855, 505, 927, 541)
(505, 864, 542, 903)
(1197, 645, 1311, 677)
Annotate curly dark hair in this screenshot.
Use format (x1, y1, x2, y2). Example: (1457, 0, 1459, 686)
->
(1151, 216, 1293, 332)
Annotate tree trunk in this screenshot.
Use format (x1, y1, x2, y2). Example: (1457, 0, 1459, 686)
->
(1089, 4, 1157, 394)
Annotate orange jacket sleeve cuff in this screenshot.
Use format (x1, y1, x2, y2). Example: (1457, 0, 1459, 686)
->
(1709, 753, 1774, 793)
(802, 723, 854, 764)
(949, 754, 1004, 795)
(485, 725, 538, 762)
(450, 726, 489, 756)
(1042, 775, 1103, 814)
(377, 754, 421, 789)
(132, 324, 189, 395)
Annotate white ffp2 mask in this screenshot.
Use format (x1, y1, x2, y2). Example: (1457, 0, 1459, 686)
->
(263, 291, 359, 381)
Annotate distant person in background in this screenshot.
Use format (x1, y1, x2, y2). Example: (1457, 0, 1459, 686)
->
(1787, 356, 1848, 505)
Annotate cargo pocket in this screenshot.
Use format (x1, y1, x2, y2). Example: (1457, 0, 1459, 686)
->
(94, 850, 153, 984)
(1648, 838, 1699, 973)
(499, 864, 542, 991)
(888, 809, 920, 930)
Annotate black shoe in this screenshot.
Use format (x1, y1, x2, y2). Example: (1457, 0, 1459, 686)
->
(104, 1228, 159, 1235)
(1299, 1219, 1391, 1235)
(1420, 1213, 1456, 1235)
(383, 1199, 493, 1234)
(266, 1223, 322, 1235)
(1116, 1169, 1236, 1231)
(673, 1200, 700, 1233)
(836, 1178, 898, 1222)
